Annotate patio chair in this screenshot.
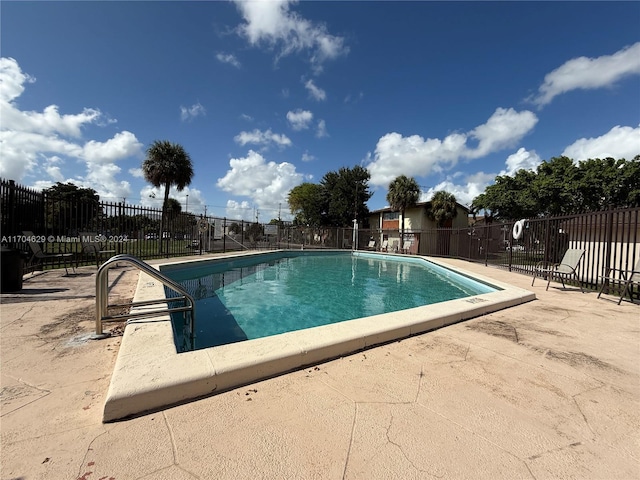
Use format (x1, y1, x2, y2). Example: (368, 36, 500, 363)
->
(79, 232, 116, 268)
(23, 231, 74, 275)
(597, 258, 640, 305)
(531, 248, 585, 293)
(380, 240, 389, 252)
(367, 240, 376, 250)
(402, 240, 412, 254)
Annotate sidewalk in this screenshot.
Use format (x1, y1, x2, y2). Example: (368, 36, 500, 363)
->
(1, 258, 638, 480)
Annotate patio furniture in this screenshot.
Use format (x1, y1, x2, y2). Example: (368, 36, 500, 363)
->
(531, 248, 585, 293)
(23, 231, 74, 275)
(380, 240, 389, 252)
(79, 232, 116, 268)
(367, 240, 376, 250)
(597, 258, 640, 304)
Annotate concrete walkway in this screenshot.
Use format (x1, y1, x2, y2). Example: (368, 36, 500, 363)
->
(1, 258, 638, 480)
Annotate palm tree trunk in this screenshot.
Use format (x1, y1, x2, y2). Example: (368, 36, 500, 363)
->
(400, 208, 405, 252)
(160, 182, 170, 254)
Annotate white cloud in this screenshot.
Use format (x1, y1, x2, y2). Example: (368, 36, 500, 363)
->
(467, 108, 538, 158)
(301, 151, 315, 162)
(83, 131, 143, 163)
(234, 128, 292, 148)
(233, 0, 348, 73)
(500, 148, 542, 176)
(180, 102, 206, 121)
(421, 179, 489, 208)
(224, 199, 253, 221)
(316, 119, 328, 138)
(531, 42, 640, 107)
(129, 167, 144, 178)
(240, 113, 254, 122)
(216, 52, 241, 68)
(0, 57, 143, 202)
(0, 56, 36, 102)
(367, 108, 538, 187)
(562, 124, 640, 161)
(286, 109, 313, 130)
(304, 79, 326, 101)
(216, 150, 305, 219)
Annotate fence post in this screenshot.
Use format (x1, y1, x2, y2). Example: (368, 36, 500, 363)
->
(223, 217, 227, 253)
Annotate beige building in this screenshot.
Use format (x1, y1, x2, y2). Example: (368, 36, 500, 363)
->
(368, 201, 469, 253)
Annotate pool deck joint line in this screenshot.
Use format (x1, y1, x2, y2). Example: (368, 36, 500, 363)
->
(103, 251, 535, 422)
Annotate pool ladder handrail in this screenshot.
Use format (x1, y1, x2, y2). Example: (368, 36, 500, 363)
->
(95, 254, 195, 348)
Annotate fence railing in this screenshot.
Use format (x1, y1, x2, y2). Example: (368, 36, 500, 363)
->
(2, 178, 638, 294)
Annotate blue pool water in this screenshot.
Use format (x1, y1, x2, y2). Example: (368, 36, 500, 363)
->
(163, 252, 498, 351)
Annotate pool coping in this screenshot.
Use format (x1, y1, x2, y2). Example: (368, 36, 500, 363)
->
(102, 250, 536, 422)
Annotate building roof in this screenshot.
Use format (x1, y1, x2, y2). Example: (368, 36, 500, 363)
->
(369, 201, 470, 215)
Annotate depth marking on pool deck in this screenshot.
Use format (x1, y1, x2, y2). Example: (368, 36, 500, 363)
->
(102, 251, 535, 422)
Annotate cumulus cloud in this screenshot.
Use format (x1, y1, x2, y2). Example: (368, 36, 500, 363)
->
(304, 78, 326, 101)
(500, 148, 543, 176)
(562, 124, 640, 161)
(234, 128, 292, 148)
(224, 199, 254, 221)
(301, 151, 315, 162)
(216, 52, 241, 68)
(366, 107, 538, 187)
(180, 102, 206, 121)
(421, 179, 490, 208)
(531, 42, 640, 107)
(216, 150, 305, 219)
(233, 0, 348, 73)
(286, 109, 313, 130)
(0, 57, 143, 200)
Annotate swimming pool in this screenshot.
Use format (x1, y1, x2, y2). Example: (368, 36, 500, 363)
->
(103, 251, 535, 421)
(164, 251, 499, 351)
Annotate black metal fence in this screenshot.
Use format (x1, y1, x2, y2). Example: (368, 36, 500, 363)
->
(2, 178, 638, 295)
(282, 208, 640, 293)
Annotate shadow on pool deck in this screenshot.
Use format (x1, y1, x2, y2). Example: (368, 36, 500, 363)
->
(1, 257, 639, 480)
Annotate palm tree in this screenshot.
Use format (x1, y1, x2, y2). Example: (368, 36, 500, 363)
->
(386, 175, 420, 247)
(142, 140, 194, 253)
(427, 191, 458, 227)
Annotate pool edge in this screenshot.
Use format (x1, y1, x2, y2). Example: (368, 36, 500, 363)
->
(103, 252, 535, 422)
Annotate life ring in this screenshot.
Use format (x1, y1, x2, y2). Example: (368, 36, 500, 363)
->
(512, 219, 525, 240)
(197, 218, 209, 233)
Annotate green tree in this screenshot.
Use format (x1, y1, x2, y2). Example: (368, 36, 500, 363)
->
(142, 140, 194, 253)
(576, 156, 640, 210)
(427, 191, 459, 227)
(471, 155, 640, 220)
(533, 156, 580, 216)
(471, 169, 538, 221)
(288, 183, 326, 226)
(386, 175, 420, 244)
(320, 165, 372, 227)
(43, 182, 100, 234)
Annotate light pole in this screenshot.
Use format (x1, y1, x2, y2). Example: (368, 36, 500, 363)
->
(186, 194, 189, 213)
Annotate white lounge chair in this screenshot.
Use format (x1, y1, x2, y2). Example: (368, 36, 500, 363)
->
(531, 248, 585, 293)
(597, 258, 640, 304)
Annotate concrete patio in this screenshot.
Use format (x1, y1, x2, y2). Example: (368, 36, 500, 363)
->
(1, 257, 638, 480)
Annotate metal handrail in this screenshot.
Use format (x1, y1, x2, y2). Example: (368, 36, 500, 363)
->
(94, 254, 195, 348)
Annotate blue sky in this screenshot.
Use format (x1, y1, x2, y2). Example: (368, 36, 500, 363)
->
(1, 1, 639, 221)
